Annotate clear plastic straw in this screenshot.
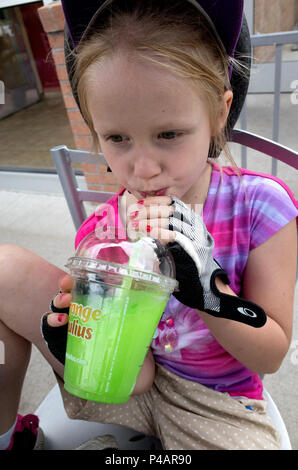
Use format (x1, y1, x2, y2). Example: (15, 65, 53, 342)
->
(121, 238, 143, 290)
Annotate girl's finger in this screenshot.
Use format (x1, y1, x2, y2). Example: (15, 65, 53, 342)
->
(59, 274, 74, 293)
(129, 203, 174, 221)
(53, 292, 72, 310)
(46, 312, 69, 327)
(128, 217, 175, 245)
(128, 217, 167, 233)
(149, 227, 176, 245)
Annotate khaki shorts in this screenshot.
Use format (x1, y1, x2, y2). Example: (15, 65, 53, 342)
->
(57, 364, 281, 450)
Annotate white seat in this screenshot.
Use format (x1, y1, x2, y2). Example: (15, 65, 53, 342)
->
(262, 388, 292, 450)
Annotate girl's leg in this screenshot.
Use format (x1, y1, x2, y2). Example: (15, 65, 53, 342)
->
(0, 244, 156, 443)
(0, 320, 31, 433)
(0, 244, 65, 434)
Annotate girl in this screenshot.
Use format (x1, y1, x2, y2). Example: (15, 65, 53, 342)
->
(0, 0, 297, 450)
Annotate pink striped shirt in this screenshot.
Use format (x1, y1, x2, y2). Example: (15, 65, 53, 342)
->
(75, 164, 297, 399)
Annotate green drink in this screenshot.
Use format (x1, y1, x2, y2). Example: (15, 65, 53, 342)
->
(64, 233, 177, 403)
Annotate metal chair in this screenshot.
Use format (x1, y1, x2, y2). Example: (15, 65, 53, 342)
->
(43, 129, 297, 450)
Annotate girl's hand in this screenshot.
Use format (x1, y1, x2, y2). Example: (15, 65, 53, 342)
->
(127, 196, 175, 245)
(46, 274, 73, 327)
(130, 196, 267, 328)
(168, 196, 267, 327)
(132, 348, 155, 395)
(41, 274, 73, 365)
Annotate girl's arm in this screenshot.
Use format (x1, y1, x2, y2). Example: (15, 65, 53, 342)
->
(197, 219, 297, 374)
(132, 348, 155, 395)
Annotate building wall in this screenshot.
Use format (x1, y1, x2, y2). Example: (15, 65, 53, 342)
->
(37, 2, 121, 193)
(254, 0, 298, 62)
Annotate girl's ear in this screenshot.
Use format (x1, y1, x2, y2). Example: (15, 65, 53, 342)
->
(217, 90, 233, 132)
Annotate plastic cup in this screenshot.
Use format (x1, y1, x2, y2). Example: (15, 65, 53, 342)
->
(63, 233, 177, 403)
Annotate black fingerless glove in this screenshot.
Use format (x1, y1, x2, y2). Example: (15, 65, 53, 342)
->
(41, 296, 69, 365)
(167, 197, 267, 328)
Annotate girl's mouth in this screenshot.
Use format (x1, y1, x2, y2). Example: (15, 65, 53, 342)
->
(140, 188, 168, 197)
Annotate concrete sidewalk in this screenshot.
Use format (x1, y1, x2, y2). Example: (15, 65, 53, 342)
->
(0, 186, 297, 450)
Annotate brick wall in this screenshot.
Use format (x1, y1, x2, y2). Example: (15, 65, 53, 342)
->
(254, 0, 297, 63)
(37, 1, 122, 194)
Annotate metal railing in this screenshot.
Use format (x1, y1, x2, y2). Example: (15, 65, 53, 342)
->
(240, 30, 298, 175)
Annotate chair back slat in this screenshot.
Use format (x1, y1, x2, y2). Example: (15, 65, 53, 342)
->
(230, 129, 298, 170)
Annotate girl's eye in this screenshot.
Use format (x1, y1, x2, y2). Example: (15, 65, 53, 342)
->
(108, 135, 125, 143)
(158, 131, 182, 140)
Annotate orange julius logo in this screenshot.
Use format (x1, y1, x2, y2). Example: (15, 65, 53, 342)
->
(68, 302, 103, 340)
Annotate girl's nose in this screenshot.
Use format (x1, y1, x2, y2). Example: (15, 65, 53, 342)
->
(133, 153, 161, 179)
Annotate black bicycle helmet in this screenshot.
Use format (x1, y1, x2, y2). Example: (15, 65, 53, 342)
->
(62, 0, 251, 149)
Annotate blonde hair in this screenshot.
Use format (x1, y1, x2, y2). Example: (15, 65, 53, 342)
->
(71, 1, 247, 165)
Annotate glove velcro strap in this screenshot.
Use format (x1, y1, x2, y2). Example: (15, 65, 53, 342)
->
(41, 314, 68, 365)
(207, 270, 267, 328)
(212, 267, 230, 286)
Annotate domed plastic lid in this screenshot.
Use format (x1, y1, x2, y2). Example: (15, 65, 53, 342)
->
(66, 231, 178, 293)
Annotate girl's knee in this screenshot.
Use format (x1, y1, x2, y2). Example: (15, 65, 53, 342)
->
(0, 245, 63, 320)
(0, 244, 33, 265)
(0, 245, 33, 283)
(0, 244, 62, 285)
